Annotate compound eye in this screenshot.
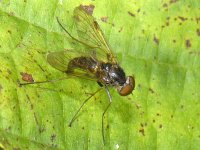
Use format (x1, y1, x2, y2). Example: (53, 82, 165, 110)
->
(117, 76, 135, 96)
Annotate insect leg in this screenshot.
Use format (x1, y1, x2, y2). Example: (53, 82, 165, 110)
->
(102, 86, 112, 145)
(18, 77, 70, 87)
(68, 88, 103, 127)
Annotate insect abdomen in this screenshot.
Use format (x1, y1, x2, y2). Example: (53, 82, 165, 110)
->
(67, 56, 98, 73)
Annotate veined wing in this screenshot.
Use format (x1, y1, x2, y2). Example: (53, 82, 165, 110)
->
(47, 50, 97, 81)
(73, 5, 117, 64)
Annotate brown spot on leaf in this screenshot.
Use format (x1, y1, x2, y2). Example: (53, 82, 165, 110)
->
(189, 50, 200, 56)
(163, 3, 168, 7)
(185, 39, 191, 48)
(7, 69, 12, 74)
(128, 11, 135, 17)
(118, 27, 123, 33)
(153, 36, 159, 45)
(159, 124, 163, 128)
(20, 72, 34, 83)
(178, 16, 188, 22)
(173, 39, 176, 43)
(169, 0, 178, 4)
(101, 16, 108, 22)
(149, 88, 155, 93)
(166, 22, 169, 26)
(157, 113, 161, 116)
(197, 29, 200, 36)
(7, 30, 12, 34)
(39, 126, 45, 133)
(51, 134, 56, 142)
(13, 148, 20, 150)
(139, 128, 145, 136)
(80, 4, 95, 15)
(196, 17, 200, 23)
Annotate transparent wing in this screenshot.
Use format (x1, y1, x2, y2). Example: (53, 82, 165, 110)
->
(73, 5, 117, 63)
(47, 50, 97, 80)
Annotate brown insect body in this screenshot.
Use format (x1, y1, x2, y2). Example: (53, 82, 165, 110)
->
(67, 56, 134, 96)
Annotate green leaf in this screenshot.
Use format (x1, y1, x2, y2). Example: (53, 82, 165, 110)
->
(0, 0, 200, 149)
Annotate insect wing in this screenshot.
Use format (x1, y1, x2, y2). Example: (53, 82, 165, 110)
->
(74, 5, 117, 63)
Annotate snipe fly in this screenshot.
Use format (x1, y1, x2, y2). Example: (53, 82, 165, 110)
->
(19, 5, 135, 145)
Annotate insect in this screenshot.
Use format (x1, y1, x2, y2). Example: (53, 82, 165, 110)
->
(19, 5, 135, 145)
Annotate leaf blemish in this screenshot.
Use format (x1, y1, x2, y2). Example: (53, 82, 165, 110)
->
(51, 134, 56, 142)
(0, 84, 3, 93)
(169, 0, 178, 4)
(162, 3, 168, 8)
(149, 88, 155, 93)
(7, 30, 12, 34)
(156, 113, 161, 116)
(153, 36, 159, 45)
(128, 11, 135, 17)
(185, 39, 191, 48)
(178, 16, 188, 22)
(80, 4, 95, 15)
(101, 16, 108, 22)
(197, 29, 200, 36)
(20, 72, 34, 83)
(139, 128, 145, 136)
(118, 27, 123, 33)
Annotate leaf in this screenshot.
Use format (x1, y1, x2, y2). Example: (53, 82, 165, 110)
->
(0, 0, 200, 149)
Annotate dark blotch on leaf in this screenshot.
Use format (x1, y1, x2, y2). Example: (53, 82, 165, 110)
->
(196, 17, 200, 23)
(101, 16, 108, 22)
(169, 0, 178, 4)
(80, 4, 95, 15)
(149, 88, 155, 93)
(189, 50, 200, 56)
(128, 11, 135, 17)
(153, 36, 159, 45)
(107, 125, 109, 129)
(139, 128, 145, 136)
(7, 30, 12, 34)
(159, 124, 163, 128)
(178, 16, 187, 22)
(163, 3, 168, 8)
(197, 29, 200, 36)
(0, 84, 3, 93)
(39, 127, 45, 133)
(51, 134, 56, 142)
(7, 69, 12, 74)
(118, 27, 123, 33)
(20, 72, 34, 83)
(13, 148, 20, 150)
(185, 39, 191, 48)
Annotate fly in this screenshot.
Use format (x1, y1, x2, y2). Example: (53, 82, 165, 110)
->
(19, 5, 135, 145)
